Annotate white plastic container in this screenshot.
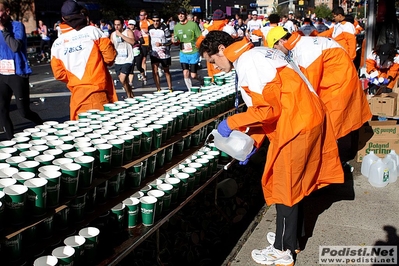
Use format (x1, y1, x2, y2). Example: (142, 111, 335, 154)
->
(211, 129, 254, 161)
(368, 158, 389, 188)
(361, 151, 379, 178)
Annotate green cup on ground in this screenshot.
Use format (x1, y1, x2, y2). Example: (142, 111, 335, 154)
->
(123, 197, 140, 228)
(64, 235, 86, 265)
(147, 189, 164, 218)
(74, 156, 94, 189)
(191, 86, 200, 93)
(24, 177, 48, 217)
(156, 183, 173, 212)
(140, 195, 157, 226)
(18, 160, 40, 174)
(164, 177, 180, 204)
(52, 245, 75, 266)
(78, 227, 100, 264)
(4, 184, 28, 225)
(60, 163, 81, 198)
(95, 143, 113, 173)
(126, 162, 142, 188)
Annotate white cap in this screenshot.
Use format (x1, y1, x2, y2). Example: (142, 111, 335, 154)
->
(252, 10, 258, 15)
(128, 19, 136, 25)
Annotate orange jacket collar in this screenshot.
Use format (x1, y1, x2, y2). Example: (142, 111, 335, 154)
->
(60, 22, 74, 34)
(224, 37, 254, 63)
(283, 31, 301, 51)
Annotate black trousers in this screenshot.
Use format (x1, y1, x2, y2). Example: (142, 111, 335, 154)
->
(0, 74, 43, 139)
(273, 203, 299, 255)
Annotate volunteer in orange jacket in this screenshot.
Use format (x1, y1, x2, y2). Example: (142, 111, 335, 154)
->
(366, 43, 399, 92)
(199, 31, 343, 266)
(318, 7, 357, 60)
(195, 9, 229, 78)
(51, 0, 118, 120)
(267, 26, 372, 163)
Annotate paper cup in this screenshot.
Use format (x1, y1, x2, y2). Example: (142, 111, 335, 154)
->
(60, 163, 81, 198)
(0, 166, 19, 178)
(52, 246, 75, 266)
(78, 227, 100, 264)
(156, 183, 173, 211)
(12, 171, 35, 184)
(147, 189, 164, 217)
(123, 197, 140, 228)
(0, 152, 12, 163)
(64, 235, 86, 265)
(174, 172, 190, 199)
(74, 156, 94, 188)
(0, 177, 17, 191)
(24, 177, 48, 216)
(43, 148, 63, 159)
(33, 255, 58, 266)
(110, 202, 125, 232)
(108, 139, 124, 168)
(138, 127, 153, 153)
(126, 162, 142, 188)
(164, 177, 181, 204)
(17, 160, 40, 173)
(6, 156, 27, 167)
(4, 184, 28, 225)
(140, 196, 157, 226)
(38, 170, 61, 208)
(52, 158, 74, 166)
(69, 191, 86, 223)
(34, 154, 56, 166)
(95, 144, 113, 173)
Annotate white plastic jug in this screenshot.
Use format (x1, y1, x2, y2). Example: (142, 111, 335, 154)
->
(382, 156, 397, 183)
(368, 158, 389, 188)
(361, 151, 379, 178)
(211, 129, 254, 161)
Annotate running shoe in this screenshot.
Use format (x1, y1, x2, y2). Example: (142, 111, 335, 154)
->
(137, 73, 142, 81)
(251, 245, 294, 266)
(266, 232, 301, 254)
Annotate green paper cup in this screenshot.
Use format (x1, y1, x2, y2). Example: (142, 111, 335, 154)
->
(182, 167, 198, 191)
(0, 140, 16, 148)
(191, 161, 208, 183)
(183, 135, 192, 150)
(148, 124, 163, 149)
(138, 127, 153, 153)
(119, 134, 134, 164)
(156, 183, 172, 211)
(12, 171, 35, 184)
(156, 149, 166, 168)
(203, 76, 212, 86)
(126, 162, 142, 188)
(64, 235, 86, 265)
(127, 131, 142, 157)
(4, 233, 23, 262)
(33, 255, 58, 266)
(14, 143, 32, 153)
(43, 149, 63, 159)
(191, 130, 201, 147)
(174, 172, 189, 199)
(38, 170, 61, 208)
(95, 143, 113, 173)
(74, 156, 94, 188)
(0, 166, 18, 178)
(141, 158, 148, 179)
(0, 147, 18, 156)
(52, 246, 75, 266)
(0, 152, 12, 163)
(140, 195, 157, 226)
(153, 120, 168, 143)
(0, 177, 17, 191)
(60, 163, 81, 198)
(206, 150, 220, 172)
(52, 158, 74, 167)
(147, 153, 157, 176)
(69, 192, 86, 223)
(24, 177, 48, 216)
(78, 227, 100, 264)
(18, 160, 40, 174)
(140, 184, 152, 196)
(110, 202, 125, 232)
(64, 151, 84, 160)
(96, 180, 108, 205)
(38, 165, 61, 173)
(20, 150, 40, 160)
(108, 139, 124, 168)
(147, 189, 164, 217)
(202, 154, 215, 177)
(123, 197, 140, 228)
(108, 173, 120, 198)
(4, 184, 28, 225)
(46, 139, 64, 149)
(34, 154, 56, 166)
(149, 178, 163, 189)
(164, 177, 180, 204)
(164, 145, 174, 163)
(174, 139, 184, 155)
(6, 156, 27, 167)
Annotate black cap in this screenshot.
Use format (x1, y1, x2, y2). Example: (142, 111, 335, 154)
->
(177, 7, 187, 14)
(153, 13, 160, 19)
(61, 0, 81, 17)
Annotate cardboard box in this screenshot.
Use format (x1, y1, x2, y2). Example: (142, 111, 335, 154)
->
(357, 138, 399, 162)
(369, 93, 397, 117)
(357, 120, 399, 162)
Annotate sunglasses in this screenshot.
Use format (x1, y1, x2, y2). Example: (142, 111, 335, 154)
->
(139, 14, 145, 16)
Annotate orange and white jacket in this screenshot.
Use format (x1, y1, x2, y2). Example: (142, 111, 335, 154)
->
(284, 32, 371, 139)
(195, 20, 227, 78)
(223, 38, 343, 206)
(51, 23, 118, 120)
(318, 21, 356, 60)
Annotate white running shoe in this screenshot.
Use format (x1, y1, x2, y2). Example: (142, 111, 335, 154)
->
(251, 245, 294, 266)
(137, 73, 142, 81)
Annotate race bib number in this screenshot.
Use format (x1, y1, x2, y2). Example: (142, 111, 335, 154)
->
(0, 59, 15, 75)
(117, 48, 128, 58)
(182, 43, 193, 53)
